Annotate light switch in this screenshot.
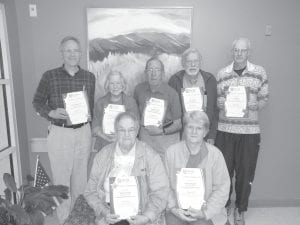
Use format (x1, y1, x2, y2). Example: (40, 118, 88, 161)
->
(29, 4, 37, 17)
(265, 25, 272, 36)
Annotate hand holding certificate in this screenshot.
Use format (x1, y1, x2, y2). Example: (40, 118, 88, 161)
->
(63, 90, 90, 125)
(110, 175, 140, 220)
(182, 87, 203, 112)
(176, 168, 205, 210)
(103, 104, 125, 135)
(225, 86, 248, 118)
(143, 98, 165, 127)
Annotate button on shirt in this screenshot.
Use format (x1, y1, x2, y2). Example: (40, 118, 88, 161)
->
(33, 66, 95, 125)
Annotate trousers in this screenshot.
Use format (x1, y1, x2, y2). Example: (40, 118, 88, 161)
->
(47, 123, 92, 223)
(215, 131, 260, 212)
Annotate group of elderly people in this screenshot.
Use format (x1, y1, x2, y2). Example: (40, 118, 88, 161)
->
(33, 35, 268, 225)
(84, 47, 233, 225)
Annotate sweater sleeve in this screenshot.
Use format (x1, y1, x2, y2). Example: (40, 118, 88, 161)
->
(257, 67, 269, 110)
(203, 151, 230, 220)
(205, 75, 218, 140)
(84, 151, 109, 218)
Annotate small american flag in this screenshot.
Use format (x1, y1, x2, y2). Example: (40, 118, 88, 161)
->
(34, 155, 51, 188)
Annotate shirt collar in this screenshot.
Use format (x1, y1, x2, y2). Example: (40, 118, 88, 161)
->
(60, 64, 81, 76)
(225, 61, 255, 73)
(145, 82, 166, 94)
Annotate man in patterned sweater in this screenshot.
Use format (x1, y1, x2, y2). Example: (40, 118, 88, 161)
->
(215, 38, 269, 225)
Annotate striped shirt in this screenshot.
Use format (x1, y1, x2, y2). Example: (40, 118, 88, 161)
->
(217, 61, 269, 134)
(33, 66, 95, 125)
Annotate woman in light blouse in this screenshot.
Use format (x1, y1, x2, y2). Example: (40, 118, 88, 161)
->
(165, 111, 230, 225)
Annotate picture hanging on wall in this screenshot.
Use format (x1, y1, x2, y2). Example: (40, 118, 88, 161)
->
(87, 7, 193, 100)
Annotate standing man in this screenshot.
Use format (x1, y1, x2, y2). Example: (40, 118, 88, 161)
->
(33, 36, 95, 223)
(215, 38, 269, 225)
(134, 57, 182, 159)
(168, 48, 218, 144)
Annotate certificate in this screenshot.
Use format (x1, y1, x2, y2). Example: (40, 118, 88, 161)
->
(225, 86, 248, 118)
(63, 90, 90, 125)
(110, 175, 140, 219)
(143, 98, 165, 127)
(103, 104, 125, 134)
(176, 168, 205, 210)
(182, 87, 203, 112)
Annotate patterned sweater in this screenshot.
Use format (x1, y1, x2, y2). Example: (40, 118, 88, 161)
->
(217, 61, 269, 134)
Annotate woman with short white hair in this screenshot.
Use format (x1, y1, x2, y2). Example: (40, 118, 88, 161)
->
(93, 71, 139, 151)
(165, 111, 230, 225)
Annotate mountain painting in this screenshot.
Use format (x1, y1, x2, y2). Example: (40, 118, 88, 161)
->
(87, 8, 192, 99)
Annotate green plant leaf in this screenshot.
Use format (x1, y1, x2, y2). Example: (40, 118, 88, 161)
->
(4, 188, 12, 202)
(8, 205, 31, 225)
(3, 173, 17, 193)
(28, 210, 45, 225)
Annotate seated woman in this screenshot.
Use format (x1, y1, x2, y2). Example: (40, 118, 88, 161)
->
(85, 112, 169, 225)
(93, 71, 139, 151)
(165, 111, 230, 225)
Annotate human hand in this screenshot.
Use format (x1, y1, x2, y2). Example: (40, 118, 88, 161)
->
(217, 97, 226, 109)
(105, 133, 116, 142)
(127, 215, 150, 225)
(48, 108, 69, 120)
(247, 101, 259, 111)
(145, 125, 163, 136)
(171, 208, 197, 222)
(105, 213, 121, 224)
(187, 207, 206, 220)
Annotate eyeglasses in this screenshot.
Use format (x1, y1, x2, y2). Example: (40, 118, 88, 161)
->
(116, 128, 136, 135)
(233, 48, 248, 54)
(185, 60, 200, 66)
(146, 68, 161, 73)
(62, 49, 81, 54)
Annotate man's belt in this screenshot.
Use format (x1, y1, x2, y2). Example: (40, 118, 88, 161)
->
(52, 122, 88, 129)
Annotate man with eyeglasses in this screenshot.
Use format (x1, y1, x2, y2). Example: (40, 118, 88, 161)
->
(134, 57, 182, 159)
(215, 38, 269, 225)
(168, 48, 218, 145)
(85, 112, 169, 225)
(33, 36, 95, 223)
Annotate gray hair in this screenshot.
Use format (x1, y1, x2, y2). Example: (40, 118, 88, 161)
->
(104, 71, 127, 93)
(114, 112, 140, 131)
(59, 36, 81, 51)
(181, 48, 202, 66)
(183, 111, 210, 135)
(232, 37, 251, 50)
(145, 57, 165, 74)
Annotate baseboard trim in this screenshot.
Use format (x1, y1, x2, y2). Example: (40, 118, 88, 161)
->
(249, 198, 300, 207)
(30, 138, 47, 152)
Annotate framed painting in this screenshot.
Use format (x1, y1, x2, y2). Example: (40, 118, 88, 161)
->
(87, 8, 193, 99)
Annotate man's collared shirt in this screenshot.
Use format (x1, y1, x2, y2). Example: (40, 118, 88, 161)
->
(33, 65, 95, 125)
(217, 61, 269, 134)
(133, 82, 182, 125)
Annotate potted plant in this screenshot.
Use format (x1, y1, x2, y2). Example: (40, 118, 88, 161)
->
(0, 173, 68, 225)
